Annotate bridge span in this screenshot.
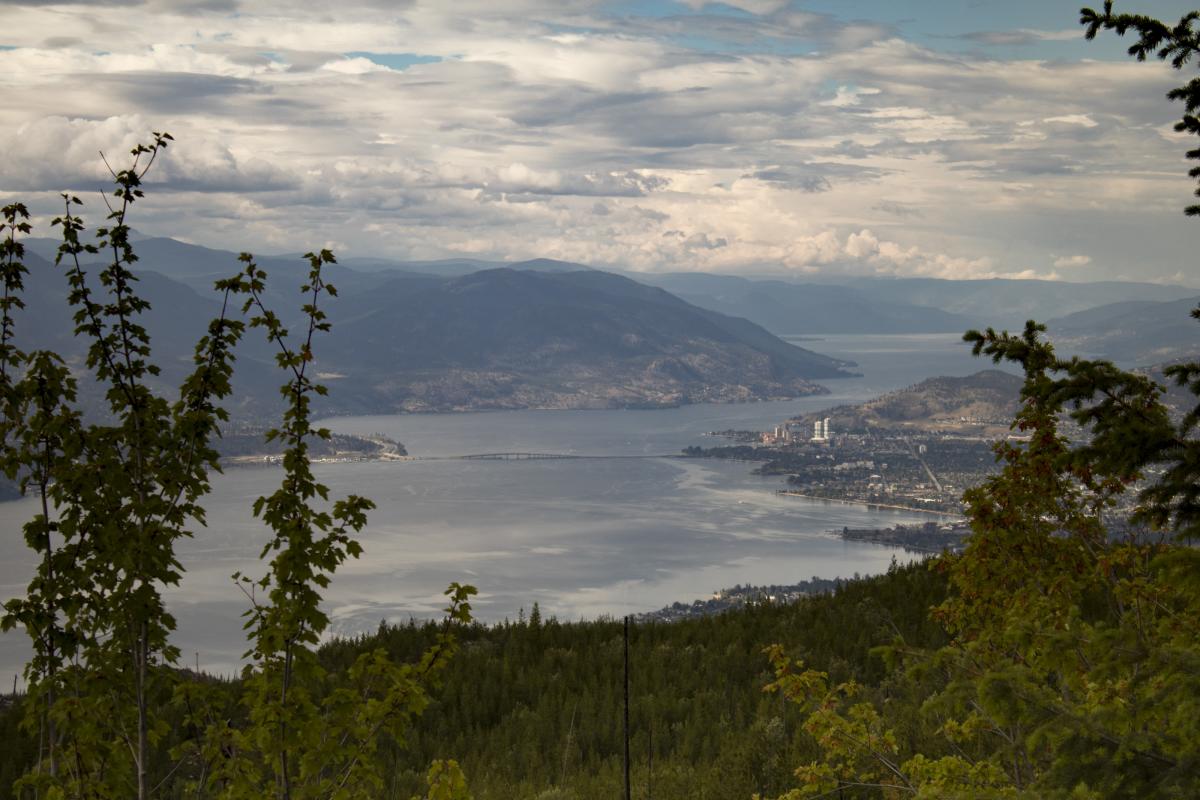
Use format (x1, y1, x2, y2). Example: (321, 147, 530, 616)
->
(420, 452, 680, 461)
(460, 452, 581, 461)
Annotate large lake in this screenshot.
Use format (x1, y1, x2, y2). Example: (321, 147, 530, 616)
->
(0, 333, 1005, 682)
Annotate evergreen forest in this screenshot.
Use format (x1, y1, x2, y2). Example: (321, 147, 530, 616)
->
(0, 562, 949, 799)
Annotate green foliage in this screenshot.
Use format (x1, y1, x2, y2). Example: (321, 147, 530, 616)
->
(0, 138, 473, 799)
(763, 323, 1200, 799)
(756, 10, 1200, 796)
(0, 545, 949, 799)
(0, 131, 945, 800)
(411, 760, 472, 800)
(1082, 2, 1200, 216)
(0, 134, 250, 799)
(761, 647, 910, 798)
(310, 561, 950, 800)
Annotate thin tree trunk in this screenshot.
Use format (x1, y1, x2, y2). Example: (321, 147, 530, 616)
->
(560, 702, 577, 786)
(281, 642, 293, 800)
(623, 616, 631, 800)
(39, 469, 57, 779)
(138, 619, 148, 800)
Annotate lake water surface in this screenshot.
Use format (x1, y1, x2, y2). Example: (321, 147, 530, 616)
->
(0, 333, 1003, 682)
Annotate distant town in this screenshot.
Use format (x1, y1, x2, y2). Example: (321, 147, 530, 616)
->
(636, 576, 845, 623)
(687, 415, 997, 516)
(686, 369, 1149, 538)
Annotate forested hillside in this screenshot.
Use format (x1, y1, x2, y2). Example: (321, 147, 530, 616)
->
(0, 562, 949, 800)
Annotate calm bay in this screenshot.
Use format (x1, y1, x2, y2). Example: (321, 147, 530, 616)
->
(0, 333, 1002, 681)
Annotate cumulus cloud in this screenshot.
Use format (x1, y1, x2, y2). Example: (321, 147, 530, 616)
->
(678, 0, 790, 14)
(872, 200, 923, 218)
(1043, 114, 1098, 128)
(780, 228, 1000, 280)
(822, 84, 880, 107)
(959, 28, 1081, 47)
(0, 115, 299, 198)
(0, 0, 1193, 284)
(483, 164, 668, 198)
(320, 57, 391, 75)
(682, 231, 727, 251)
(0, 43, 280, 80)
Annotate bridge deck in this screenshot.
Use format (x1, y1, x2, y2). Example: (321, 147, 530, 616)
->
(460, 452, 580, 461)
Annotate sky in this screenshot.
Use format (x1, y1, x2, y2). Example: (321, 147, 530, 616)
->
(1, 0, 1199, 285)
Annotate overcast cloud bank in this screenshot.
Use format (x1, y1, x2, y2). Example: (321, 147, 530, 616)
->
(0, 0, 1196, 285)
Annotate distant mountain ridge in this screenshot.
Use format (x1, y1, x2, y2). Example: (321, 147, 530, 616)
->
(633, 273, 974, 335)
(16, 234, 1196, 417)
(843, 277, 1189, 329)
(1047, 296, 1200, 365)
(10, 242, 855, 417)
(318, 267, 855, 412)
(23, 235, 1192, 333)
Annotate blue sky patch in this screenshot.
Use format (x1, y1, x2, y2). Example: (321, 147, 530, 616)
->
(614, 1, 1200, 61)
(347, 52, 442, 71)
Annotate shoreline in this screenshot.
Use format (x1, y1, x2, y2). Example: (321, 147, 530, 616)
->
(311, 391, 837, 419)
(775, 489, 964, 519)
(221, 453, 412, 468)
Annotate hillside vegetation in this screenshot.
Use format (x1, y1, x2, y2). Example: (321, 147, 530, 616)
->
(1047, 295, 1200, 364)
(318, 268, 854, 412)
(793, 369, 1023, 434)
(9, 246, 854, 418)
(0, 562, 949, 800)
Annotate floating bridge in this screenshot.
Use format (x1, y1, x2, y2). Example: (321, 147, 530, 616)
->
(459, 452, 582, 461)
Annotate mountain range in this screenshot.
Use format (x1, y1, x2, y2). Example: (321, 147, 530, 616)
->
(315, 267, 855, 412)
(1046, 296, 1200, 365)
(12, 235, 1196, 418)
(840, 277, 1186, 330)
(11, 243, 853, 416)
(633, 273, 974, 334)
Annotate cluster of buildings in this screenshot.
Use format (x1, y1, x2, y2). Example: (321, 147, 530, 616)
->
(636, 577, 844, 622)
(759, 418, 835, 446)
(769, 428, 999, 515)
(761, 424, 794, 444)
